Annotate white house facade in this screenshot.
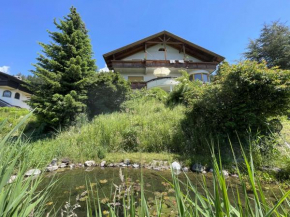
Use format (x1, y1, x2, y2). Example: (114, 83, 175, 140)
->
(103, 31, 224, 91)
(0, 72, 32, 109)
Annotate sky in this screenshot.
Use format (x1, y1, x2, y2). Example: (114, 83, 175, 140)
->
(0, 0, 290, 75)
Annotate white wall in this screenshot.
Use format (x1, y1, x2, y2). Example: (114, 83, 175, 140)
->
(0, 87, 31, 109)
(122, 44, 202, 62)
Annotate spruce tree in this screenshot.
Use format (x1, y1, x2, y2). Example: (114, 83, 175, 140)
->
(244, 21, 290, 69)
(28, 7, 97, 127)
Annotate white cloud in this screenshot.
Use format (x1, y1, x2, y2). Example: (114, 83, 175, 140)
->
(99, 65, 110, 72)
(0, 66, 10, 74)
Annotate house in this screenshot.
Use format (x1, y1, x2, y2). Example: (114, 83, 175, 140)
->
(103, 31, 225, 91)
(0, 71, 32, 109)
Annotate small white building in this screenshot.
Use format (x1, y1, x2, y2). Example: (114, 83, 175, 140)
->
(0, 71, 32, 109)
(103, 31, 225, 91)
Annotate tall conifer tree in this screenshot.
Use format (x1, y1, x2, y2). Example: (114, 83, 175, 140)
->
(28, 7, 97, 127)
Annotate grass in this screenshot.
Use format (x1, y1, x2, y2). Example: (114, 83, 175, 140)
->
(0, 107, 30, 137)
(0, 112, 54, 217)
(0, 112, 290, 217)
(23, 97, 186, 168)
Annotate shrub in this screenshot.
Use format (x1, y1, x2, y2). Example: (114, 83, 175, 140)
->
(87, 72, 131, 118)
(167, 70, 204, 107)
(182, 61, 290, 154)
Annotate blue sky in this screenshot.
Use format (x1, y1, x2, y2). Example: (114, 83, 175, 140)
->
(0, 0, 289, 75)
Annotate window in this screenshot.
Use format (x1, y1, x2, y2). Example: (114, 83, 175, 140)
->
(189, 73, 209, 83)
(3, 90, 12, 98)
(15, 92, 20, 99)
(128, 76, 144, 82)
(194, 74, 203, 81)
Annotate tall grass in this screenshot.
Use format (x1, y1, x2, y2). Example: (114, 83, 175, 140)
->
(0, 112, 54, 217)
(25, 98, 186, 167)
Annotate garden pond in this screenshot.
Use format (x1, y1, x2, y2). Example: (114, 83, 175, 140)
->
(40, 167, 284, 216)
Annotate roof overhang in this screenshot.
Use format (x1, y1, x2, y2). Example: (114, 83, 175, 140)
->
(103, 31, 225, 70)
(0, 71, 32, 94)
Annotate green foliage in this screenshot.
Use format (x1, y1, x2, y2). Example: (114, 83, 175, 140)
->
(25, 95, 186, 166)
(85, 148, 290, 217)
(244, 21, 290, 69)
(146, 87, 168, 102)
(167, 70, 204, 106)
(183, 61, 290, 151)
(0, 113, 53, 217)
(28, 6, 97, 127)
(0, 107, 43, 139)
(87, 72, 131, 118)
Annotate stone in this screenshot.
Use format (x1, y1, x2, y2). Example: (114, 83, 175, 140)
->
(59, 163, 67, 168)
(132, 163, 139, 168)
(182, 167, 189, 172)
(46, 165, 58, 172)
(25, 169, 41, 177)
(119, 163, 127, 167)
(230, 174, 239, 178)
(191, 163, 205, 173)
(100, 161, 106, 167)
(108, 163, 114, 167)
(124, 159, 130, 165)
(261, 166, 282, 173)
(222, 170, 229, 177)
(61, 158, 70, 165)
(8, 175, 17, 183)
(84, 160, 96, 167)
(209, 168, 214, 173)
(69, 164, 75, 169)
(50, 158, 57, 166)
(171, 161, 181, 171)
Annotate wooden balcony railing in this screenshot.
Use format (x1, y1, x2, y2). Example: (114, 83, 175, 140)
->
(111, 60, 218, 70)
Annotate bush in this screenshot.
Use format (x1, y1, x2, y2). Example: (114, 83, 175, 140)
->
(87, 72, 131, 118)
(167, 70, 204, 107)
(183, 61, 290, 152)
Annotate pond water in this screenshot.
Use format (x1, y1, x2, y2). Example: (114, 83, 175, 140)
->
(41, 167, 282, 216)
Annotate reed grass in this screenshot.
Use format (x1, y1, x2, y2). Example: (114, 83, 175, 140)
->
(0, 112, 54, 217)
(83, 145, 290, 217)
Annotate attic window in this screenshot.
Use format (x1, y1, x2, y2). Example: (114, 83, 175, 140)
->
(15, 92, 20, 100)
(3, 90, 12, 98)
(158, 48, 165, 51)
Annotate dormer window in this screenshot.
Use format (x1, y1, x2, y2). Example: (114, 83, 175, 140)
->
(158, 48, 165, 51)
(15, 92, 20, 100)
(3, 90, 12, 98)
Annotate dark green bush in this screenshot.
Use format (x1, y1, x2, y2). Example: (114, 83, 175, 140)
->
(87, 72, 131, 118)
(182, 61, 290, 152)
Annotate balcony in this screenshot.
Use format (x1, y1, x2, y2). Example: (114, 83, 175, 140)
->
(111, 60, 218, 70)
(146, 77, 179, 92)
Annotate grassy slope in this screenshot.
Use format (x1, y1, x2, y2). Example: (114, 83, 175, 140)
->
(0, 107, 31, 137)
(26, 98, 185, 167)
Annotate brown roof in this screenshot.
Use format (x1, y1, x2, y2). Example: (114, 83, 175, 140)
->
(103, 30, 225, 69)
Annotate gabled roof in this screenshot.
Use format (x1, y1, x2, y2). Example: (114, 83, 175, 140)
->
(0, 71, 32, 94)
(103, 30, 225, 69)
